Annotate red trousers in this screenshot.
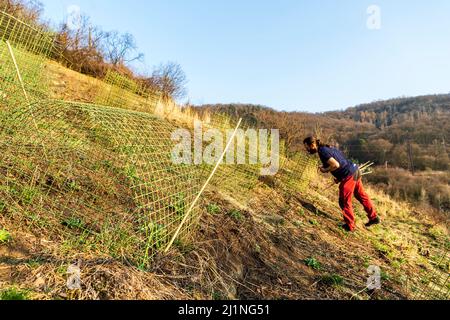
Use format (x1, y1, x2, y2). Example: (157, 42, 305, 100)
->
(339, 174, 377, 230)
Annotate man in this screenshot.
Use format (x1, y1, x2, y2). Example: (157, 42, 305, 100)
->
(303, 137, 380, 232)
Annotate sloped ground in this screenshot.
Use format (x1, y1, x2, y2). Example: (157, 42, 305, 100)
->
(188, 180, 448, 300)
(1, 174, 448, 300)
(0, 62, 448, 300)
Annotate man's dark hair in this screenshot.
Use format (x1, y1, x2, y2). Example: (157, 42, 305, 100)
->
(303, 136, 332, 148)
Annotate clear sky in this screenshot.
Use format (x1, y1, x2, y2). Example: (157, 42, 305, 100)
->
(39, 0, 450, 112)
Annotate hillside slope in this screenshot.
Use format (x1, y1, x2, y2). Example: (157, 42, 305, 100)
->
(0, 62, 449, 301)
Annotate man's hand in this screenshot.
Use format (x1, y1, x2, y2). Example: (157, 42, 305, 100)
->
(319, 158, 341, 174)
(326, 158, 341, 173)
(319, 166, 328, 173)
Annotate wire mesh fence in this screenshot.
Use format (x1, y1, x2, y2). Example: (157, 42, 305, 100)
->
(0, 10, 55, 109)
(95, 69, 161, 114)
(410, 231, 449, 300)
(0, 100, 214, 267)
(0, 40, 49, 108)
(0, 97, 319, 267)
(0, 10, 55, 57)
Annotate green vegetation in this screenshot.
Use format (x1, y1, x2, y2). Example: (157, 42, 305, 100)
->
(26, 257, 45, 269)
(20, 186, 39, 206)
(429, 225, 446, 240)
(145, 223, 167, 251)
(24, 211, 50, 229)
(174, 239, 195, 254)
(97, 224, 137, 260)
(320, 274, 344, 287)
(304, 257, 322, 270)
(207, 203, 221, 215)
(62, 217, 86, 230)
(170, 193, 186, 216)
(373, 240, 391, 256)
(391, 257, 406, 270)
(0, 287, 29, 300)
(0, 200, 6, 212)
(0, 228, 11, 244)
(66, 179, 81, 192)
(56, 265, 68, 276)
(381, 270, 391, 282)
(362, 255, 372, 268)
(212, 291, 226, 300)
(140, 221, 169, 268)
(229, 210, 244, 221)
(118, 145, 136, 156)
(124, 165, 139, 182)
(293, 220, 304, 228)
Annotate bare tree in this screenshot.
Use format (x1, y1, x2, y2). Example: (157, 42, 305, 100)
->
(101, 31, 144, 66)
(150, 62, 188, 101)
(57, 14, 100, 51)
(55, 14, 107, 76)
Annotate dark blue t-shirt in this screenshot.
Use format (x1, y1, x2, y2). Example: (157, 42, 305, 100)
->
(319, 146, 357, 181)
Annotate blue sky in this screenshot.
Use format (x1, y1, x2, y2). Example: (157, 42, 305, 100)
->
(40, 0, 450, 112)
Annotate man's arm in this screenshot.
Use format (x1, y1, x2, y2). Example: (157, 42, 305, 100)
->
(319, 157, 341, 173)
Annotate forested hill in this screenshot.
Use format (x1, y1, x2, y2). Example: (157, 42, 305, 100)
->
(326, 94, 450, 131)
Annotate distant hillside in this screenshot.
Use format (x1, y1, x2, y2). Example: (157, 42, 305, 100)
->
(196, 95, 450, 212)
(197, 94, 450, 171)
(326, 94, 450, 131)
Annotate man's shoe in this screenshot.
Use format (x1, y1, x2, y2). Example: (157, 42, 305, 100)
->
(341, 224, 354, 232)
(365, 217, 381, 228)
